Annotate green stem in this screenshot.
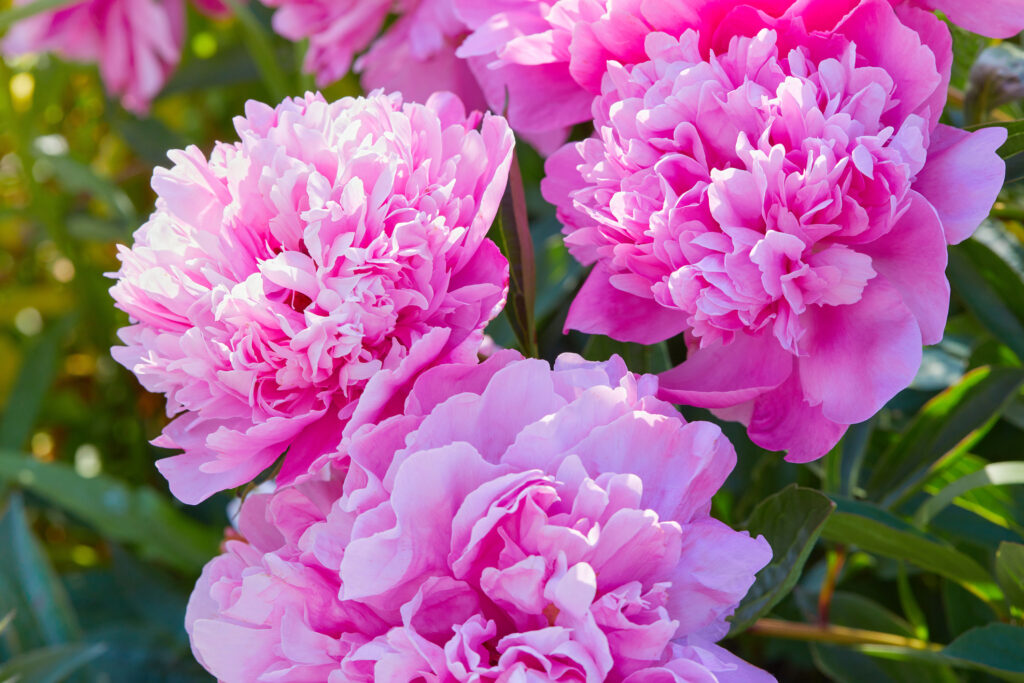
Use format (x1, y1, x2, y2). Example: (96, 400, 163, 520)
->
(221, 0, 290, 102)
(750, 619, 943, 652)
(0, 0, 78, 31)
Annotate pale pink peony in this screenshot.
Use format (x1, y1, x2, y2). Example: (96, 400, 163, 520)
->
(1, 0, 185, 113)
(110, 91, 512, 503)
(258, 0, 486, 111)
(542, 1, 1007, 462)
(186, 352, 774, 682)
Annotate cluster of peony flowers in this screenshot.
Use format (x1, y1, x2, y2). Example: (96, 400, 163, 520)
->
(542, 0, 1008, 461)
(110, 91, 513, 503)
(95, 0, 1017, 677)
(1, 0, 235, 113)
(186, 352, 774, 682)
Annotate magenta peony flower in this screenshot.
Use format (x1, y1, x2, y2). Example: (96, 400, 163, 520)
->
(454, 0, 1023, 139)
(186, 352, 774, 682)
(1, 0, 185, 113)
(542, 1, 1007, 462)
(110, 91, 512, 503)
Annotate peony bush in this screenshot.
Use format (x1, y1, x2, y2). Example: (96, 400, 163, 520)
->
(1, 0, 1021, 680)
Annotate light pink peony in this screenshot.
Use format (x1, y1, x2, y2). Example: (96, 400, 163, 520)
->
(110, 91, 512, 503)
(1, 0, 185, 113)
(258, 0, 486, 111)
(542, 1, 1007, 462)
(186, 352, 774, 682)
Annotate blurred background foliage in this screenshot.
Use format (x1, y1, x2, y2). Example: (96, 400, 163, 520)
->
(0, 3, 1023, 681)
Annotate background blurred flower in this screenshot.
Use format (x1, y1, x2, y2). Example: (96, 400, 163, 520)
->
(186, 352, 774, 682)
(110, 90, 512, 504)
(259, 0, 486, 111)
(542, 1, 1007, 461)
(1, 0, 186, 113)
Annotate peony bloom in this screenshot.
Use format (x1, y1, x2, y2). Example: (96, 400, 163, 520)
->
(110, 91, 512, 503)
(258, 0, 486, 111)
(455, 0, 1023, 139)
(186, 352, 774, 682)
(1, 0, 185, 113)
(542, 1, 1007, 461)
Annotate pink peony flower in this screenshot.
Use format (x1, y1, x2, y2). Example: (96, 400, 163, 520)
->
(110, 91, 512, 503)
(542, 1, 1007, 462)
(1, 0, 185, 113)
(455, 0, 1023, 139)
(258, 0, 486, 111)
(186, 352, 774, 682)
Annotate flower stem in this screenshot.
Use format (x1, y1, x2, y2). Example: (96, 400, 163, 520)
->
(750, 618, 942, 651)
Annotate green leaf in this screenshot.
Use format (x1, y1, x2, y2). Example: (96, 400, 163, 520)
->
(996, 542, 1024, 611)
(866, 365, 1024, 505)
(949, 240, 1024, 362)
(822, 499, 1004, 613)
(0, 454, 220, 573)
(942, 624, 1024, 679)
(0, 493, 79, 650)
(493, 153, 538, 357)
(727, 485, 834, 635)
(0, 316, 74, 451)
(0, 643, 105, 683)
(915, 462, 1024, 526)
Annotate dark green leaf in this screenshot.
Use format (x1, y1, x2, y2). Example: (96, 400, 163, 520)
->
(0, 493, 79, 650)
(949, 240, 1024, 361)
(967, 119, 1024, 160)
(866, 365, 1024, 505)
(942, 624, 1024, 678)
(822, 500, 1003, 612)
(996, 542, 1024, 611)
(0, 454, 220, 573)
(728, 485, 834, 635)
(0, 643, 105, 683)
